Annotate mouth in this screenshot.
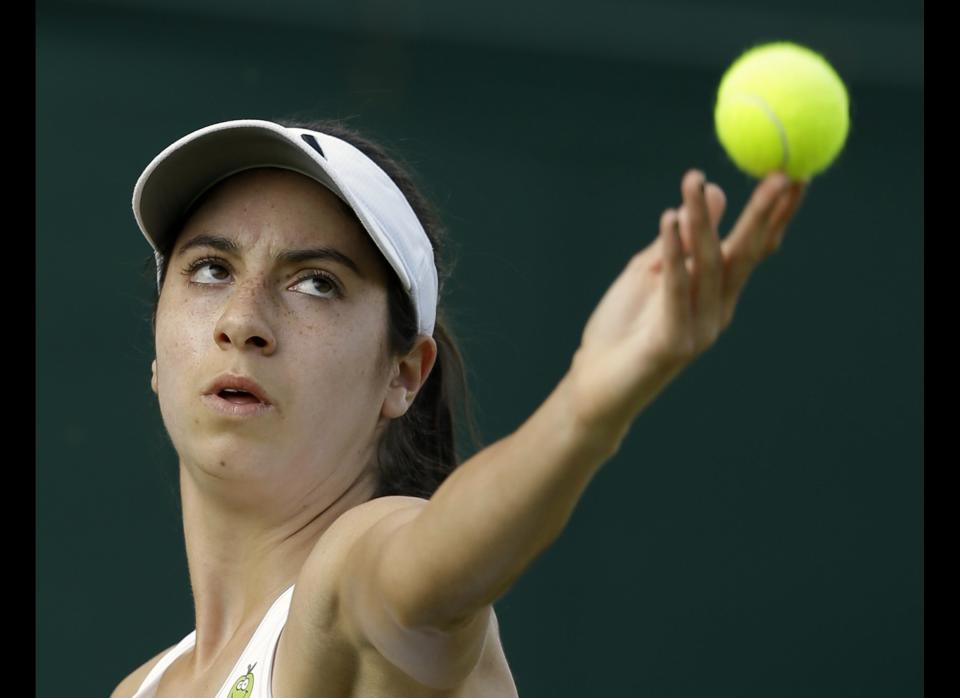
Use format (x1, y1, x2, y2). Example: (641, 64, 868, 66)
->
(216, 388, 263, 405)
(204, 374, 274, 406)
(201, 392, 274, 417)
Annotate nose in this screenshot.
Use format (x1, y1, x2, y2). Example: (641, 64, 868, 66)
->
(212, 282, 278, 355)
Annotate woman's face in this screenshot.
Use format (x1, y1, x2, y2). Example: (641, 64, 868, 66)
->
(151, 167, 416, 495)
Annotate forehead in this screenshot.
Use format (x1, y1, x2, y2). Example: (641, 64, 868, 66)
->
(174, 167, 376, 258)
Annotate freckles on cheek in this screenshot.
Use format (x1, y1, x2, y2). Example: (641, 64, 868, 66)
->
(158, 315, 212, 367)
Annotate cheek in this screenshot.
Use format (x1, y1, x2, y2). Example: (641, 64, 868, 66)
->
(154, 309, 212, 403)
(156, 292, 215, 352)
(157, 329, 205, 374)
(292, 332, 388, 422)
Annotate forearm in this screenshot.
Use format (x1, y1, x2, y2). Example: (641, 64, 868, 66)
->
(383, 360, 628, 630)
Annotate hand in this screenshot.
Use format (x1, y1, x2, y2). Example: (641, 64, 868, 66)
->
(567, 169, 808, 444)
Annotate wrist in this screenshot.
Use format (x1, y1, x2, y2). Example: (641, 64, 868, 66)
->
(559, 353, 632, 458)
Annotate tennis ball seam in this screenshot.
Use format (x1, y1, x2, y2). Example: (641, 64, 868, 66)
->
(730, 89, 789, 171)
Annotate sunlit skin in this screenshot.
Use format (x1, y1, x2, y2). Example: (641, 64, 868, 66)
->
(149, 167, 437, 678)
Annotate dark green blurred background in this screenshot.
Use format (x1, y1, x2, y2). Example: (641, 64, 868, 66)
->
(37, 1, 923, 696)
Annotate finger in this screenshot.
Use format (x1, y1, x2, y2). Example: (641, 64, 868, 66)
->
(678, 182, 727, 255)
(765, 181, 808, 254)
(674, 185, 726, 290)
(660, 209, 691, 316)
(651, 207, 686, 274)
(679, 169, 722, 328)
(654, 208, 681, 266)
(705, 182, 728, 232)
(720, 172, 791, 302)
(678, 183, 728, 256)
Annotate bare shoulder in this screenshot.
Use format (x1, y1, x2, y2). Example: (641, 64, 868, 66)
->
(109, 643, 178, 698)
(273, 495, 519, 697)
(293, 494, 430, 622)
(313, 495, 429, 563)
(272, 495, 430, 696)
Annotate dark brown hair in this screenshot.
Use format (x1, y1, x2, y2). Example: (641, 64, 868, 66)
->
(146, 117, 484, 500)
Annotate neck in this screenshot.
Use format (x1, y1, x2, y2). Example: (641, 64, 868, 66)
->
(176, 457, 379, 672)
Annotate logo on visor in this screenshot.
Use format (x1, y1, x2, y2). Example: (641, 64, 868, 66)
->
(300, 134, 326, 158)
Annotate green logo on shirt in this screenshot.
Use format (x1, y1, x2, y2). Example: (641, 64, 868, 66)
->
(228, 663, 256, 697)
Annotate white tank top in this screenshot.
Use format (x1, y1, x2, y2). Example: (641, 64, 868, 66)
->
(131, 584, 296, 698)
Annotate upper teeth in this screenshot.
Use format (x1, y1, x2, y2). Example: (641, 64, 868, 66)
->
(223, 388, 245, 394)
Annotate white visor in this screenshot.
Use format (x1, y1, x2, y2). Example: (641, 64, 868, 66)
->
(131, 119, 438, 336)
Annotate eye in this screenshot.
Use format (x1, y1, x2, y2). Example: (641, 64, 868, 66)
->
(179, 257, 343, 299)
(290, 271, 343, 299)
(181, 257, 231, 284)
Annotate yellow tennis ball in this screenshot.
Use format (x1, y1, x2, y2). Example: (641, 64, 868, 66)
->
(714, 41, 850, 181)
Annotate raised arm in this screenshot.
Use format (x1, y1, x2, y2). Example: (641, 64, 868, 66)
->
(337, 169, 807, 685)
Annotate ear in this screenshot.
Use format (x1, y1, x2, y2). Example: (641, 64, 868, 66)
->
(381, 336, 438, 420)
(151, 359, 158, 395)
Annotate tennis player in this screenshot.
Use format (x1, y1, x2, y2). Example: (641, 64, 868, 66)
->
(111, 117, 806, 698)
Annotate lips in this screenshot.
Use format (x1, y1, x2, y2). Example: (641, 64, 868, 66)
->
(204, 374, 273, 406)
(218, 389, 261, 404)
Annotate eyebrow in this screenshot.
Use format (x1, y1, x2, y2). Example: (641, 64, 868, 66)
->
(175, 234, 365, 279)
